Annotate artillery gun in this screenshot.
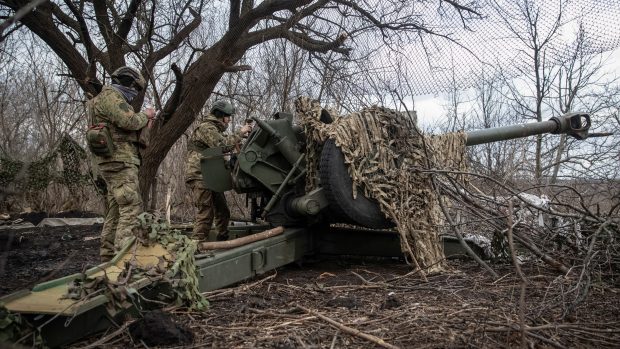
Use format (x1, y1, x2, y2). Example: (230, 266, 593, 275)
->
(1, 109, 598, 347)
(202, 111, 593, 229)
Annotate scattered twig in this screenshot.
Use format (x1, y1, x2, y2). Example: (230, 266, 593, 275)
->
(563, 218, 616, 318)
(79, 322, 132, 349)
(295, 304, 401, 349)
(204, 271, 277, 299)
(330, 330, 340, 349)
(263, 316, 317, 330)
(484, 323, 567, 349)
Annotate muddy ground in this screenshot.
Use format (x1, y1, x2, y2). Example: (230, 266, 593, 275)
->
(1, 217, 619, 348)
(0, 213, 101, 295)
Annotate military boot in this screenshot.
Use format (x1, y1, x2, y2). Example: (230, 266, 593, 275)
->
(189, 232, 206, 241)
(215, 230, 229, 241)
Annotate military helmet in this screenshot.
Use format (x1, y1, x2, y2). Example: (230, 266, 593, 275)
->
(111, 66, 146, 91)
(210, 100, 235, 116)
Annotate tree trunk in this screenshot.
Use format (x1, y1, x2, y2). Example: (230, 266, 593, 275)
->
(138, 54, 230, 206)
(149, 175, 158, 211)
(535, 134, 543, 182)
(548, 133, 567, 185)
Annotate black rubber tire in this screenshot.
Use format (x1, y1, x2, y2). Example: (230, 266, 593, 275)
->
(319, 139, 394, 229)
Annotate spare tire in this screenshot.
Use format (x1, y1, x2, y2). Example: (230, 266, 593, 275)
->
(319, 139, 394, 229)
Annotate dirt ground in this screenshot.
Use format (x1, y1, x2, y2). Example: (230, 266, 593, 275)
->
(0, 213, 101, 296)
(1, 218, 619, 348)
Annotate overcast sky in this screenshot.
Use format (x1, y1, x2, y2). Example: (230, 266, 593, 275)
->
(413, 46, 620, 129)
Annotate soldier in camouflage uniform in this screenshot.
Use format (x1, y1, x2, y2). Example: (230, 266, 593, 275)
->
(185, 100, 252, 241)
(87, 66, 156, 261)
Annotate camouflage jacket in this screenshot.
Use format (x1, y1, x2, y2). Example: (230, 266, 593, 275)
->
(184, 115, 244, 182)
(87, 86, 148, 166)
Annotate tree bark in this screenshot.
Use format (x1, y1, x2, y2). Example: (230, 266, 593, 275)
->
(138, 46, 234, 202)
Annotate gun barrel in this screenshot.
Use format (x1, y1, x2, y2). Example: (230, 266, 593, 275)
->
(466, 120, 557, 146)
(252, 116, 280, 140)
(465, 113, 591, 146)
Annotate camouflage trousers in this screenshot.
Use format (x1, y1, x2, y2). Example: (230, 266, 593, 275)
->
(186, 179, 230, 240)
(99, 162, 143, 260)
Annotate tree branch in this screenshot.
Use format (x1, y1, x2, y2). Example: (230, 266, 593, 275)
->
(241, 0, 254, 15)
(146, 7, 201, 66)
(6, 1, 97, 95)
(222, 0, 315, 44)
(161, 64, 184, 122)
(0, 0, 47, 38)
(62, 0, 98, 85)
(229, 0, 240, 29)
(238, 24, 349, 55)
(117, 0, 141, 40)
(49, 1, 81, 32)
(332, 0, 437, 37)
(222, 64, 252, 72)
(92, 0, 115, 52)
(442, 0, 482, 17)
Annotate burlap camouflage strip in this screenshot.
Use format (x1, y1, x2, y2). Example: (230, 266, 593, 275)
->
(295, 97, 467, 275)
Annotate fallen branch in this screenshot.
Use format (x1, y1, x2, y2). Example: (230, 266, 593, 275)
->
(296, 304, 401, 349)
(510, 230, 570, 274)
(563, 218, 616, 318)
(75, 321, 132, 349)
(435, 188, 499, 278)
(199, 226, 284, 250)
(263, 316, 317, 330)
(204, 271, 277, 299)
(484, 323, 566, 349)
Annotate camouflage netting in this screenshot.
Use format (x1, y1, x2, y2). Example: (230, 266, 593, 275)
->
(295, 97, 467, 274)
(0, 134, 93, 206)
(63, 213, 208, 311)
(134, 213, 208, 310)
(0, 305, 41, 345)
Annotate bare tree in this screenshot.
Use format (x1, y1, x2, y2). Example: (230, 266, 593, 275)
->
(464, 73, 531, 181)
(0, 35, 83, 159)
(546, 24, 620, 184)
(0, 0, 482, 206)
(491, 0, 565, 182)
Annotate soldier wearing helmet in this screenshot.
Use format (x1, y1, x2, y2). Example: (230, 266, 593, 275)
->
(86, 66, 156, 261)
(184, 100, 252, 241)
